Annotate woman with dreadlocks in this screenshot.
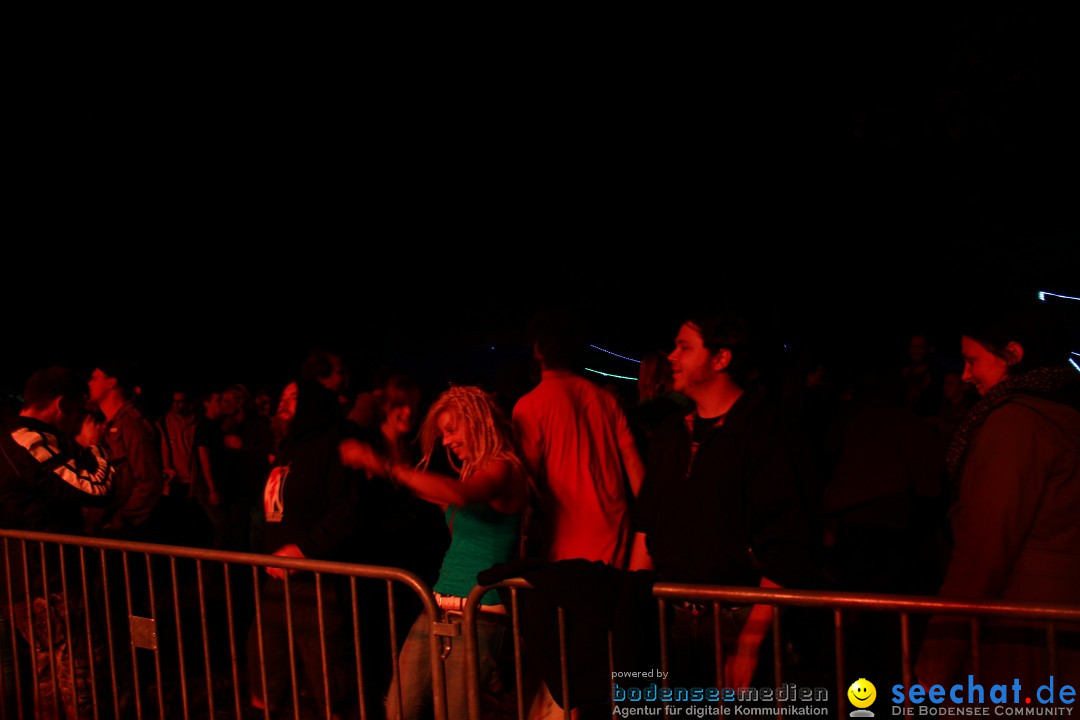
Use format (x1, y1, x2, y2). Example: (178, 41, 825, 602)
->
(340, 385, 528, 720)
(915, 307, 1080, 690)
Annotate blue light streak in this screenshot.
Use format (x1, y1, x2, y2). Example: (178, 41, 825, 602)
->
(1038, 291, 1080, 302)
(588, 345, 641, 364)
(584, 367, 638, 381)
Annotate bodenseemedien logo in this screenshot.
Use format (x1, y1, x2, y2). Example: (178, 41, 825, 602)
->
(849, 678, 878, 717)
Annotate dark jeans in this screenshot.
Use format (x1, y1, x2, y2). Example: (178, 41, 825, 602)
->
(247, 577, 351, 716)
(9, 593, 99, 720)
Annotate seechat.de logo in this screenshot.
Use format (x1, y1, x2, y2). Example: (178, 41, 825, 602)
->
(849, 678, 878, 717)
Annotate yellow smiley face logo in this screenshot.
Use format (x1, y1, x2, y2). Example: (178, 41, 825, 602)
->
(847, 678, 876, 708)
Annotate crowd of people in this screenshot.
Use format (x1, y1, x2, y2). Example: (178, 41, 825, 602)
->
(1, 303, 1077, 718)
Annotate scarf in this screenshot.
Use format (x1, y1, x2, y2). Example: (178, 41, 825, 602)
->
(945, 365, 1078, 482)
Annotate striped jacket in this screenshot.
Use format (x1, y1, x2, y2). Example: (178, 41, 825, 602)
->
(0, 415, 114, 595)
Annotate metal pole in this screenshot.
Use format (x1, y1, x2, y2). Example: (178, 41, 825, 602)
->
(144, 553, 165, 719)
(834, 609, 845, 720)
(511, 588, 525, 720)
(3, 539, 25, 720)
(315, 574, 332, 720)
(79, 546, 101, 720)
(350, 578, 367, 720)
(120, 552, 141, 719)
(169, 557, 190, 720)
(195, 561, 214, 720)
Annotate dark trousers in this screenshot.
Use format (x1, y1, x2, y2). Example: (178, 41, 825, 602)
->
(667, 603, 752, 690)
(10, 593, 99, 720)
(247, 577, 351, 716)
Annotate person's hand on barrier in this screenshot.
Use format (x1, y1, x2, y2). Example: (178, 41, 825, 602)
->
(267, 543, 305, 580)
(339, 439, 383, 475)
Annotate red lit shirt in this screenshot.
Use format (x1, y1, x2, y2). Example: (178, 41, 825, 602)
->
(513, 371, 637, 567)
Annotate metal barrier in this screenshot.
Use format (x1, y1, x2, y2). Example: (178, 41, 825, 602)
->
(0, 528, 450, 720)
(462, 578, 1080, 720)
(7, 529, 1076, 720)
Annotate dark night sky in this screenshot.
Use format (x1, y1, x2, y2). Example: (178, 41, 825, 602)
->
(4, 3, 1076, 407)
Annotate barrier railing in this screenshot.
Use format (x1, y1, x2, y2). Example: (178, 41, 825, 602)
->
(462, 578, 1080, 719)
(7, 529, 1076, 720)
(0, 529, 449, 720)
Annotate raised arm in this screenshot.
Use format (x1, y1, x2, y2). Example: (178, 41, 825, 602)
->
(395, 458, 524, 514)
(340, 439, 524, 514)
(10, 418, 114, 504)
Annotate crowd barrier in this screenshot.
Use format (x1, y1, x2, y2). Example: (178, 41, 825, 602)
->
(0, 529, 449, 720)
(462, 579, 1080, 719)
(4, 529, 1078, 720)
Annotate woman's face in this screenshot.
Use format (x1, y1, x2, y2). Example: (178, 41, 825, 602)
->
(437, 410, 470, 462)
(961, 336, 1010, 395)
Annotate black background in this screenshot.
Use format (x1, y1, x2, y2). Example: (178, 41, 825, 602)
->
(4, 4, 1077, 409)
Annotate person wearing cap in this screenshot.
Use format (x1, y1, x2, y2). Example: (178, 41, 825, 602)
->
(84, 362, 164, 539)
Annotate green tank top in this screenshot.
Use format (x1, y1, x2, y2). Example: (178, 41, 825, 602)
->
(434, 502, 520, 605)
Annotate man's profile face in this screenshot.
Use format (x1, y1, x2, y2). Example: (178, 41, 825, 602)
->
(220, 392, 240, 418)
(668, 323, 718, 396)
(277, 383, 299, 424)
(87, 369, 114, 404)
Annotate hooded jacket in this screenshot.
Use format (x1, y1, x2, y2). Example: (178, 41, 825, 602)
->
(919, 380, 1080, 686)
(262, 381, 359, 563)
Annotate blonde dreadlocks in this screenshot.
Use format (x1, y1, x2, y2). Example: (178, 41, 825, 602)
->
(418, 385, 526, 482)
